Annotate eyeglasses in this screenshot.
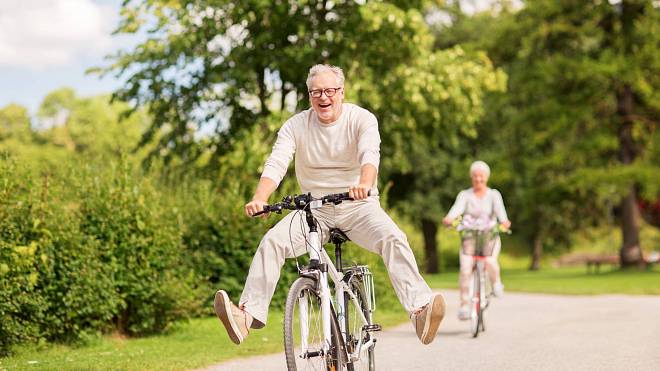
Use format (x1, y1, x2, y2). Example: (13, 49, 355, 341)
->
(308, 87, 342, 98)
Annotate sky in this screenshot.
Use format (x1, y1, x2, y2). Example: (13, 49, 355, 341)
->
(0, 0, 508, 116)
(0, 0, 138, 115)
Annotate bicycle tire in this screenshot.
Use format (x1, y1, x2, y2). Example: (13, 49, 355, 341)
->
(470, 268, 481, 338)
(344, 276, 375, 371)
(479, 266, 487, 333)
(284, 277, 344, 371)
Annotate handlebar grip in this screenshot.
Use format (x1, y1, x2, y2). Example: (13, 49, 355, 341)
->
(336, 190, 371, 199)
(252, 205, 271, 217)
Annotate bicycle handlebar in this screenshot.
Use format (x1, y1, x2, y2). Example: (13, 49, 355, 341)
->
(252, 191, 369, 217)
(449, 225, 512, 235)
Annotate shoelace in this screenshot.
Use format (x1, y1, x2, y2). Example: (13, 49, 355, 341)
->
(411, 303, 428, 319)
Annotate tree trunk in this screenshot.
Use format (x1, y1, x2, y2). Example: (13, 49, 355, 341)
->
(281, 87, 289, 111)
(256, 67, 270, 116)
(529, 235, 542, 271)
(620, 187, 643, 267)
(617, 84, 643, 268)
(421, 218, 439, 273)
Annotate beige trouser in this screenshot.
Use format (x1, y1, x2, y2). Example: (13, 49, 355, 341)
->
(459, 237, 502, 307)
(239, 197, 433, 326)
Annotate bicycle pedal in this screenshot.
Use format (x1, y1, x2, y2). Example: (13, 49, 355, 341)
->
(363, 324, 381, 332)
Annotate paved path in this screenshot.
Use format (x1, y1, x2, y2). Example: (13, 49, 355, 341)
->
(202, 290, 660, 371)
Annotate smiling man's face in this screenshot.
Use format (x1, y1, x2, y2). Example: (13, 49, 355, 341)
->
(309, 71, 344, 124)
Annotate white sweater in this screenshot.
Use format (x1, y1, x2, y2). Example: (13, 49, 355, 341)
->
(261, 103, 381, 197)
(446, 188, 509, 223)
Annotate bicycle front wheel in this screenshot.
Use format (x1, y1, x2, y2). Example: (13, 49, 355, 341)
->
(470, 268, 481, 338)
(284, 277, 343, 371)
(344, 277, 375, 371)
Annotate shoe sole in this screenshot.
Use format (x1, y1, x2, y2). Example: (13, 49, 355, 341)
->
(214, 290, 243, 345)
(421, 293, 446, 345)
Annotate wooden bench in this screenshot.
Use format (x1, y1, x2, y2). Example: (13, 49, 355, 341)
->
(586, 252, 659, 273)
(586, 255, 619, 273)
(556, 252, 659, 273)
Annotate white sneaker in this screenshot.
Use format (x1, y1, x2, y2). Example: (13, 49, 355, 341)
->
(457, 306, 471, 321)
(493, 282, 504, 297)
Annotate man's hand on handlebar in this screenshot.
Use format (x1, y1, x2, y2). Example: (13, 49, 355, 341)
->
(349, 184, 370, 200)
(245, 199, 269, 218)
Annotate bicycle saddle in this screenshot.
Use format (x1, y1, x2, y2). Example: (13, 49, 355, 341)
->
(329, 228, 350, 245)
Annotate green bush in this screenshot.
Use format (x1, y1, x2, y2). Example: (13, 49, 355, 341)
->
(173, 177, 299, 313)
(0, 157, 47, 356)
(36, 208, 118, 342)
(76, 160, 198, 335)
(0, 154, 202, 355)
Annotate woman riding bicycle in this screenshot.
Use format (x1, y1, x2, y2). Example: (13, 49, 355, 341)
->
(442, 161, 511, 321)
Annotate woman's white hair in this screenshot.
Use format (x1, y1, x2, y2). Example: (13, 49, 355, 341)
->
(470, 160, 491, 178)
(306, 64, 345, 89)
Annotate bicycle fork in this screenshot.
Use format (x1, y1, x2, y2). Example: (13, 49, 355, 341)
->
(474, 260, 488, 310)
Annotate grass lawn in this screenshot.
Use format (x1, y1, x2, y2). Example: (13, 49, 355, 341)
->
(424, 265, 660, 295)
(4, 266, 658, 370)
(1, 308, 408, 371)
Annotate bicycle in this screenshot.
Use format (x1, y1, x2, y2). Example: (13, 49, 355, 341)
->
(454, 222, 509, 338)
(254, 192, 380, 371)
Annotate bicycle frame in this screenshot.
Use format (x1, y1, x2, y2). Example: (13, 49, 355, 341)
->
(466, 230, 493, 307)
(299, 203, 374, 364)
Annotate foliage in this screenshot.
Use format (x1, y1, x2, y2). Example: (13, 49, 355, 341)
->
(75, 159, 199, 335)
(96, 0, 448, 167)
(434, 0, 660, 267)
(36, 88, 146, 157)
(342, 2, 507, 272)
(0, 157, 46, 356)
(0, 104, 32, 143)
(0, 152, 200, 355)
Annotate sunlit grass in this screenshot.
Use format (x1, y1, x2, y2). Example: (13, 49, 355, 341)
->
(424, 265, 660, 295)
(1, 308, 408, 371)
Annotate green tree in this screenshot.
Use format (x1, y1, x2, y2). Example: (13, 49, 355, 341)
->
(342, 3, 506, 272)
(37, 88, 145, 157)
(436, 0, 660, 268)
(101, 0, 505, 273)
(0, 104, 32, 144)
(97, 1, 445, 166)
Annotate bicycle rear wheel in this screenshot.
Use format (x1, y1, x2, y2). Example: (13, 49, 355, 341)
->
(470, 268, 482, 338)
(344, 277, 375, 371)
(284, 277, 343, 371)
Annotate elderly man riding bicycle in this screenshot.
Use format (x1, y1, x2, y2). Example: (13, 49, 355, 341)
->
(214, 64, 446, 346)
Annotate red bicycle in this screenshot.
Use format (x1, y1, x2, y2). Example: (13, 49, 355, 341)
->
(455, 223, 509, 338)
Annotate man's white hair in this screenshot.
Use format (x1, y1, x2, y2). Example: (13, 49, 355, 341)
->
(470, 160, 491, 178)
(306, 64, 345, 89)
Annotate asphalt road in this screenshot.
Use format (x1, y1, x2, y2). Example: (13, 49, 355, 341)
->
(201, 290, 660, 371)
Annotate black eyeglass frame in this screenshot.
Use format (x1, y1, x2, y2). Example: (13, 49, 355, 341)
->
(308, 87, 343, 98)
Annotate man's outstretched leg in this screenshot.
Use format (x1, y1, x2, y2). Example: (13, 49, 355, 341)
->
(214, 208, 332, 344)
(338, 198, 446, 344)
